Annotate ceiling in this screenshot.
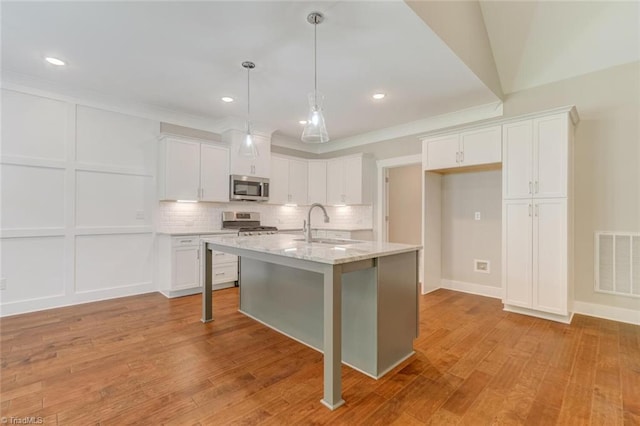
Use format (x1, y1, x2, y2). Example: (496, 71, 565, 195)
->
(1, 0, 498, 146)
(2, 1, 638, 151)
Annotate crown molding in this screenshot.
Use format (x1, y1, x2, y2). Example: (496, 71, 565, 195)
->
(269, 101, 504, 155)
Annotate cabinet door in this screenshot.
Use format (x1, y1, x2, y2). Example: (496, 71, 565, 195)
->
(288, 158, 308, 205)
(423, 134, 459, 171)
(343, 156, 363, 204)
(533, 199, 567, 315)
(228, 131, 271, 177)
(172, 245, 200, 290)
(200, 144, 229, 202)
(502, 120, 533, 200)
(308, 160, 327, 204)
(459, 126, 501, 167)
(251, 135, 271, 177)
(326, 158, 345, 205)
(502, 199, 533, 308)
(269, 156, 289, 204)
(533, 115, 567, 198)
(164, 139, 200, 200)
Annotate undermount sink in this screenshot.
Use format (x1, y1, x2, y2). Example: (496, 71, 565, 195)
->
(293, 238, 356, 245)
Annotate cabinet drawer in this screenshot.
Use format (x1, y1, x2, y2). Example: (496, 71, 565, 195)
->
(212, 263, 238, 284)
(172, 236, 199, 247)
(212, 251, 238, 265)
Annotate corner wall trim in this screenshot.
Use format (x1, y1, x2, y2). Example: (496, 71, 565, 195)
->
(440, 279, 502, 299)
(573, 301, 640, 326)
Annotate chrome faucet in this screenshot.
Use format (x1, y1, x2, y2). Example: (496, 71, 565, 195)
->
(304, 203, 330, 242)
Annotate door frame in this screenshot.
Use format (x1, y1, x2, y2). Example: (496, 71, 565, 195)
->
(376, 154, 423, 243)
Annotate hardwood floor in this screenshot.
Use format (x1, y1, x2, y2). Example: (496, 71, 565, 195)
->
(1, 288, 639, 425)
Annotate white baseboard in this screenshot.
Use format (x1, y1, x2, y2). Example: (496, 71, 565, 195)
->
(0, 282, 156, 317)
(573, 301, 640, 326)
(440, 279, 502, 299)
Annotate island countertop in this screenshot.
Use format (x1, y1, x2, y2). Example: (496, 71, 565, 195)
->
(201, 233, 421, 265)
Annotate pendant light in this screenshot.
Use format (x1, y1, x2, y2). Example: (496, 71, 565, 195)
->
(301, 12, 329, 144)
(239, 61, 259, 158)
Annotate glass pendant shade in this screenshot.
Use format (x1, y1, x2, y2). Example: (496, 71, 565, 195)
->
(301, 91, 329, 143)
(238, 128, 259, 157)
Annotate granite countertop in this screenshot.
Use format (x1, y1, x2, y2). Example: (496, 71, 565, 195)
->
(278, 226, 373, 232)
(201, 233, 421, 265)
(156, 230, 237, 236)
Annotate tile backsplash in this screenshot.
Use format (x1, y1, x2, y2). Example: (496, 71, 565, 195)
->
(157, 202, 373, 233)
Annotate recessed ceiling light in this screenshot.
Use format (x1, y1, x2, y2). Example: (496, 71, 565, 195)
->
(221, 97, 234, 103)
(372, 93, 386, 100)
(45, 57, 66, 66)
(299, 120, 307, 125)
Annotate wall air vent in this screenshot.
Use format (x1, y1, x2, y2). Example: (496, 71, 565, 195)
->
(595, 232, 640, 298)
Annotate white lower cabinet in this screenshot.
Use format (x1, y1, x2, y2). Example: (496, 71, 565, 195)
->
(502, 198, 568, 320)
(157, 234, 237, 298)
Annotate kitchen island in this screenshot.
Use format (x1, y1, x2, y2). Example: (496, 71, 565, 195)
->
(200, 234, 421, 410)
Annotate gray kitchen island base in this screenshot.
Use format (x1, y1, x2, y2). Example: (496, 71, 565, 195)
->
(238, 253, 418, 379)
(201, 234, 420, 410)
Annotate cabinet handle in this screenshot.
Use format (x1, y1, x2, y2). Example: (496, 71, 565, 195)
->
(456, 152, 460, 163)
(180, 239, 193, 243)
(535, 205, 539, 217)
(460, 151, 464, 163)
(215, 272, 226, 276)
(535, 181, 539, 194)
(528, 204, 532, 217)
(197, 249, 200, 260)
(214, 252, 225, 256)
(529, 181, 532, 194)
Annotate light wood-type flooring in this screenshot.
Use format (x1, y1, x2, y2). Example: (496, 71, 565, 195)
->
(1, 288, 639, 425)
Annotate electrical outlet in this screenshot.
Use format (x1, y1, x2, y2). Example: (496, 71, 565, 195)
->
(474, 259, 490, 273)
(474, 212, 481, 221)
(0, 278, 7, 291)
(135, 211, 145, 220)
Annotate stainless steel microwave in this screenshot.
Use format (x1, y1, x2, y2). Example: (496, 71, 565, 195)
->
(229, 175, 269, 202)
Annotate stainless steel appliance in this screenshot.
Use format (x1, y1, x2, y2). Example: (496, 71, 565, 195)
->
(229, 175, 269, 202)
(222, 211, 278, 236)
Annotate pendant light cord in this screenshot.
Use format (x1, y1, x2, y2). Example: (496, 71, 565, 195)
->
(247, 66, 251, 133)
(311, 15, 320, 111)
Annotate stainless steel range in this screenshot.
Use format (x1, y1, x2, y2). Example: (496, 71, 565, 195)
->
(222, 211, 278, 236)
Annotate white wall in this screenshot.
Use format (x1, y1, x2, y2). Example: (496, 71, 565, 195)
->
(441, 170, 502, 288)
(503, 62, 640, 312)
(0, 89, 158, 316)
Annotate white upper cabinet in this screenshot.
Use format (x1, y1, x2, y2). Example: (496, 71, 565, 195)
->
(158, 137, 229, 201)
(326, 154, 372, 205)
(269, 155, 308, 205)
(200, 144, 230, 202)
(422, 126, 501, 171)
(307, 160, 327, 204)
(459, 126, 502, 167)
(503, 114, 568, 200)
(224, 130, 271, 177)
(161, 138, 200, 200)
(288, 158, 308, 205)
(534, 115, 568, 199)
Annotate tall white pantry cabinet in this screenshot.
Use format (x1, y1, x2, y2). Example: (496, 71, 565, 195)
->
(502, 108, 578, 323)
